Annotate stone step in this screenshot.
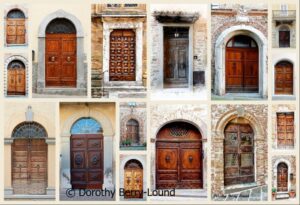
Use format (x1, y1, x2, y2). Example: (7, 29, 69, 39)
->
(225, 184, 257, 194)
(276, 193, 290, 200)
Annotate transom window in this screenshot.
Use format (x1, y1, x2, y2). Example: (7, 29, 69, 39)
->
(8, 60, 25, 69)
(46, 18, 76, 34)
(12, 122, 47, 138)
(226, 35, 257, 48)
(71, 117, 102, 134)
(7, 9, 25, 18)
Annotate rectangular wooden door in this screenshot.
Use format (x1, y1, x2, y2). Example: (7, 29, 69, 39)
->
(46, 33, 76, 87)
(275, 63, 293, 95)
(8, 68, 26, 95)
(71, 134, 103, 189)
(6, 18, 25, 44)
(277, 113, 294, 148)
(12, 139, 47, 195)
(124, 168, 143, 198)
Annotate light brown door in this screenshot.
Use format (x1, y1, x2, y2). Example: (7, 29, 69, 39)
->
(277, 163, 288, 192)
(124, 160, 143, 198)
(71, 134, 103, 189)
(224, 123, 254, 186)
(12, 139, 47, 195)
(6, 9, 26, 45)
(7, 61, 26, 95)
(110, 29, 135, 81)
(277, 113, 294, 148)
(275, 61, 293, 95)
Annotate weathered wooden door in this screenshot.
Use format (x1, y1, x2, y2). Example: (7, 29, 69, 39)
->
(7, 61, 26, 95)
(110, 29, 135, 81)
(275, 61, 293, 95)
(71, 134, 103, 189)
(156, 122, 202, 189)
(226, 35, 258, 93)
(45, 18, 76, 87)
(164, 27, 189, 88)
(126, 119, 139, 144)
(6, 9, 26, 44)
(277, 163, 288, 192)
(224, 123, 254, 186)
(277, 113, 294, 148)
(12, 139, 47, 194)
(124, 160, 143, 198)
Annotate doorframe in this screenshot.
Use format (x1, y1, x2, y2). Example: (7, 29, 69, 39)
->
(273, 159, 291, 192)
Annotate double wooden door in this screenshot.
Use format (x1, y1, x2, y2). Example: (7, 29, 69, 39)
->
(275, 61, 293, 95)
(126, 119, 139, 144)
(12, 139, 47, 195)
(124, 161, 143, 198)
(7, 62, 26, 95)
(46, 33, 76, 87)
(6, 18, 25, 44)
(71, 134, 103, 189)
(277, 113, 294, 148)
(224, 123, 254, 186)
(277, 163, 288, 192)
(109, 29, 135, 81)
(226, 48, 258, 92)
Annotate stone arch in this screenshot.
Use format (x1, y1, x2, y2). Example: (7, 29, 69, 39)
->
(214, 25, 267, 97)
(273, 158, 292, 191)
(120, 114, 144, 144)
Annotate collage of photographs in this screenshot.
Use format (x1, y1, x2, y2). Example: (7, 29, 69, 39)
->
(0, 0, 299, 204)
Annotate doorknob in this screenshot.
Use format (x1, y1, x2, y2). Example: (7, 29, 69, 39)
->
(165, 155, 171, 163)
(67, 56, 71, 62)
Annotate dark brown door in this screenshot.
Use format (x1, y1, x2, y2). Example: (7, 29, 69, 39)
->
(156, 122, 202, 189)
(224, 123, 254, 186)
(277, 113, 294, 148)
(71, 134, 103, 189)
(110, 29, 135, 81)
(126, 119, 139, 144)
(46, 33, 76, 87)
(275, 61, 293, 95)
(124, 160, 143, 198)
(277, 163, 288, 192)
(12, 139, 47, 195)
(7, 61, 26, 95)
(226, 35, 258, 93)
(164, 27, 189, 88)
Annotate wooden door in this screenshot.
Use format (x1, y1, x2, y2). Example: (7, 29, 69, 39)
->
(277, 113, 294, 148)
(277, 163, 288, 192)
(124, 160, 143, 198)
(275, 61, 293, 95)
(109, 29, 135, 81)
(12, 139, 47, 195)
(6, 9, 26, 45)
(226, 35, 258, 93)
(126, 119, 139, 144)
(46, 33, 76, 87)
(224, 123, 254, 186)
(164, 27, 189, 88)
(71, 134, 103, 189)
(156, 122, 202, 189)
(7, 61, 26, 95)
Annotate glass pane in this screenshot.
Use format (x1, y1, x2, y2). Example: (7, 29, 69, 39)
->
(225, 153, 238, 167)
(7, 9, 25, 18)
(240, 133, 252, 146)
(225, 133, 238, 146)
(71, 117, 102, 134)
(241, 153, 253, 167)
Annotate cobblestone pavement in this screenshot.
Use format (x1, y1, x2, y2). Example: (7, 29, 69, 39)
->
(213, 186, 268, 201)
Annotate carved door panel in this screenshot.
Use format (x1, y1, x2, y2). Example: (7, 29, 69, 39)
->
(7, 65, 26, 95)
(6, 19, 25, 44)
(275, 61, 293, 95)
(46, 33, 76, 87)
(71, 134, 103, 189)
(277, 113, 294, 148)
(224, 124, 254, 186)
(109, 29, 135, 81)
(124, 165, 143, 198)
(12, 139, 47, 194)
(277, 163, 288, 192)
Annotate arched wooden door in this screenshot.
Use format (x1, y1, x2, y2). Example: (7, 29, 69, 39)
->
(275, 61, 293, 95)
(224, 122, 254, 186)
(126, 119, 139, 144)
(6, 9, 26, 44)
(45, 18, 76, 87)
(70, 118, 103, 189)
(11, 122, 48, 195)
(124, 159, 143, 198)
(109, 29, 135, 81)
(156, 121, 202, 189)
(7, 60, 26, 95)
(226, 35, 258, 93)
(277, 162, 288, 192)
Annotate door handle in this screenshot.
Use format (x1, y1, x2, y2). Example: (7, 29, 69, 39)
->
(67, 56, 71, 62)
(50, 56, 56, 62)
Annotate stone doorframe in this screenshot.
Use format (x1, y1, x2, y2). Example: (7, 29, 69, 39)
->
(37, 10, 85, 93)
(60, 110, 115, 189)
(157, 24, 194, 90)
(212, 108, 266, 194)
(214, 25, 268, 97)
(273, 159, 292, 192)
(102, 20, 143, 87)
(4, 55, 29, 97)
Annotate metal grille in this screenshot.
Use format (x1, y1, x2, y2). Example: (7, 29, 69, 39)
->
(12, 122, 47, 138)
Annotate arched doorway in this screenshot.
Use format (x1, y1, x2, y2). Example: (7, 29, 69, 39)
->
(224, 118, 254, 186)
(126, 119, 139, 144)
(124, 159, 143, 198)
(11, 122, 48, 195)
(225, 35, 258, 93)
(156, 121, 203, 189)
(275, 61, 293, 95)
(45, 18, 76, 87)
(7, 60, 26, 95)
(70, 117, 103, 189)
(277, 162, 288, 192)
(6, 9, 25, 44)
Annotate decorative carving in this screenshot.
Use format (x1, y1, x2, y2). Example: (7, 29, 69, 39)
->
(74, 154, 83, 166)
(91, 155, 99, 165)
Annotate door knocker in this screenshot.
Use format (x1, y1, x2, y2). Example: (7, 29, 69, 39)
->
(189, 155, 193, 163)
(67, 56, 71, 62)
(50, 56, 55, 62)
(165, 155, 171, 163)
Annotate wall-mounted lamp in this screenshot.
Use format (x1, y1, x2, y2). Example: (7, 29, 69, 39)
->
(128, 102, 137, 114)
